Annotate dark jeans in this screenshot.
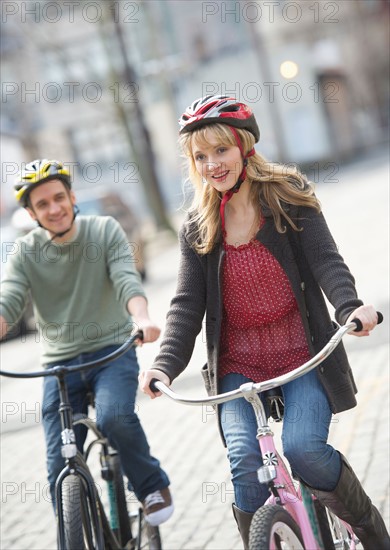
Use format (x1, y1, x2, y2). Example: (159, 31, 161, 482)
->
(220, 369, 342, 513)
(42, 345, 169, 505)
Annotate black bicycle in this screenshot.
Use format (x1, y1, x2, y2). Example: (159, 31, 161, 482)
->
(0, 331, 161, 550)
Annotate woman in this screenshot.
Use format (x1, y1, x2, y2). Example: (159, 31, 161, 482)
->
(139, 95, 389, 549)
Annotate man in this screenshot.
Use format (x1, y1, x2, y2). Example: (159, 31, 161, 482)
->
(0, 159, 173, 526)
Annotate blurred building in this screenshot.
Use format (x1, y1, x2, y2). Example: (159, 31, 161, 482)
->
(253, 0, 390, 161)
(168, 0, 389, 164)
(1, 0, 388, 221)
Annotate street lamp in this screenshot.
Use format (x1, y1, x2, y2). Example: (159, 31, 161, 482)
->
(280, 61, 299, 79)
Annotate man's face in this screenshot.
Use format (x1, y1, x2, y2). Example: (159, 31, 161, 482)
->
(26, 179, 76, 238)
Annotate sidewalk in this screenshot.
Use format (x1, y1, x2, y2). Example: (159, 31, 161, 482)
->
(1, 148, 389, 549)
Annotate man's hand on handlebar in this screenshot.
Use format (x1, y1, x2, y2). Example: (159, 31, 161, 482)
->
(346, 305, 380, 337)
(139, 369, 170, 399)
(127, 296, 161, 344)
(134, 320, 161, 344)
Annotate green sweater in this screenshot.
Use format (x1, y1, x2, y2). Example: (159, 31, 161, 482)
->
(0, 216, 146, 364)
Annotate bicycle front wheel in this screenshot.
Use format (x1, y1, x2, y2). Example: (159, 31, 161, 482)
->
(61, 474, 85, 549)
(249, 505, 304, 550)
(60, 474, 104, 550)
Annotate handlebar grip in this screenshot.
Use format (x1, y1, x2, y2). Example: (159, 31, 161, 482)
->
(352, 311, 383, 332)
(351, 318, 363, 332)
(149, 378, 159, 393)
(135, 329, 144, 341)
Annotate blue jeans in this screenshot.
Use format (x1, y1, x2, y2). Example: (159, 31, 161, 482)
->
(220, 370, 342, 513)
(42, 345, 169, 505)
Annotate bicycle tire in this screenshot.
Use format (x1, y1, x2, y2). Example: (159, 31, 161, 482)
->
(249, 504, 304, 550)
(108, 453, 133, 546)
(61, 474, 87, 549)
(61, 474, 104, 550)
(62, 475, 84, 549)
(314, 500, 355, 550)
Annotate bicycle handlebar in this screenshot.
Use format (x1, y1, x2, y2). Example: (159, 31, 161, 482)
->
(352, 311, 383, 332)
(150, 314, 384, 407)
(0, 331, 143, 379)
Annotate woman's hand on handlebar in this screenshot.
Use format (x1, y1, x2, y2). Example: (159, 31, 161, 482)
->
(346, 305, 379, 337)
(139, 369, 171, 399)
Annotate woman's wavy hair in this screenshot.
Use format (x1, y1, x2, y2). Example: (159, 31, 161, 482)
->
(179, 123, 321, 255)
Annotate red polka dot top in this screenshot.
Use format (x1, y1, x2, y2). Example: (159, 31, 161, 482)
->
(219, 232, 311, 382)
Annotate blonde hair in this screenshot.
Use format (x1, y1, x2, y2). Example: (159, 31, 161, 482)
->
(179, 124, 321, 255)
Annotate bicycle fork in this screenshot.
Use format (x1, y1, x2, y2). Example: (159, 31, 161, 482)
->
(54, 370, 105, 549)
(240, 382, 323, 550)
(56, 461, 105, 549)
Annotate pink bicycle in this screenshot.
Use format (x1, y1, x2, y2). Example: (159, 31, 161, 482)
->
(151, 316, 383, 549)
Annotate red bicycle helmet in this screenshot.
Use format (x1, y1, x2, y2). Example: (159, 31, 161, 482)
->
(180, 96, 260, 234)
(179, 95, 260, 142)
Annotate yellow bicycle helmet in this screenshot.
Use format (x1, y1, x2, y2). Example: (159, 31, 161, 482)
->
(14, 159, 71, 207)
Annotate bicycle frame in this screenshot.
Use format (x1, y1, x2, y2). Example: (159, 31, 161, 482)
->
(238, 385, 319, 548)
(151, 321, 367, 550)
(242, 384, 359, 549)
(46, 366, 103, 548)
(73, 413, 133, 546)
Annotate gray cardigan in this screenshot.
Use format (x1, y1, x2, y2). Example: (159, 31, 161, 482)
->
(153, 204, 362, 417)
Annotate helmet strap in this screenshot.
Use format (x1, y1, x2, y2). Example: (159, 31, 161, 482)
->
(219, 190, 234, 237)
(219, 127, 256, 236)
(39, 205, 79, 241)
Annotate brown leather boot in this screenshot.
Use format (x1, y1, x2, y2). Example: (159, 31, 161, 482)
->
(311, 455, 390, 550)
(232, 503, 254, 550)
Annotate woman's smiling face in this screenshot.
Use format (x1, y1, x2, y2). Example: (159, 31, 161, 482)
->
(192, 128, 243, 194)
